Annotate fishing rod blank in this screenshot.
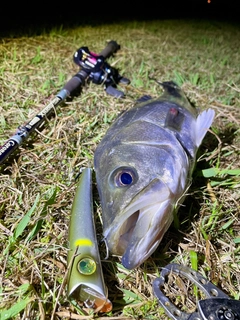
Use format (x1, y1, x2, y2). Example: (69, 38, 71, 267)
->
(0, 40, 120, 165)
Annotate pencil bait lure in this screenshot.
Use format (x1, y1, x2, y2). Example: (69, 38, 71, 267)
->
(67, 167, 112, 313)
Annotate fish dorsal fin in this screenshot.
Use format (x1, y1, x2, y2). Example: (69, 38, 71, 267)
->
(160, 81, 197, 115)
(160, 81, 182, 98)
(195, 109, 215, 147)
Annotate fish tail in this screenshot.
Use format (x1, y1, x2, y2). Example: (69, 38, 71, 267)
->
(195, 108, 215, 147)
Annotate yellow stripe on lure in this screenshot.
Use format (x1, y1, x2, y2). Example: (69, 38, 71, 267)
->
(67, 168, 112, 313)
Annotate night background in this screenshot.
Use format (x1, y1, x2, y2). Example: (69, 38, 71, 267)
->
(1, 0, 239, 35)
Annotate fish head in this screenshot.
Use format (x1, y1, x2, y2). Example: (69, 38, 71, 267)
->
(94, 141, 181, 269)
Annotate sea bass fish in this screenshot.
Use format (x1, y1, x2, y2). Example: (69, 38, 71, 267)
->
(94, 81, 215, 269)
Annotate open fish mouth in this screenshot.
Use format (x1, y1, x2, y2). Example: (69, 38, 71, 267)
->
(104, 179, 175, 269)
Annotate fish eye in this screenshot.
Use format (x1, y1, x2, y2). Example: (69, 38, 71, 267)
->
(117, 172, 133, 186)
(110, 167, 138, 187)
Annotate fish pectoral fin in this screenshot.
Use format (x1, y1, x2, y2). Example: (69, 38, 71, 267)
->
(195, 108, 215, 147)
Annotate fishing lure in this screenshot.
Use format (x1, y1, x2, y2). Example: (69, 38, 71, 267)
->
(67, 167, 112, 313)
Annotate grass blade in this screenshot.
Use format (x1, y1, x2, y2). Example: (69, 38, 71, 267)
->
(0, 297, 32, 320)
(26, 188, 57, 242)
(13, 194, 40, 240)
(189, 251, 198, 271)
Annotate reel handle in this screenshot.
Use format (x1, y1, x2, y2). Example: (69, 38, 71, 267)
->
(99, 40, 120, 58)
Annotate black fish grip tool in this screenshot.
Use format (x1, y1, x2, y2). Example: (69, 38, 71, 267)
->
(153, 263, 240, 320)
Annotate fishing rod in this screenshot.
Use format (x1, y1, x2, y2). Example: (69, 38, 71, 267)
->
(0, 40, 129, 166)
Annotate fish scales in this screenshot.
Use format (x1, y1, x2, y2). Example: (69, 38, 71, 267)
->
(94, 81, 215, 269)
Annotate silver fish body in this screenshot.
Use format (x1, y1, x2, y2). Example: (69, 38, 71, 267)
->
(94, 81, 215, 269)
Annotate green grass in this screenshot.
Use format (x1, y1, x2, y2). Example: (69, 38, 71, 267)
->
(0, 19, 240, 319)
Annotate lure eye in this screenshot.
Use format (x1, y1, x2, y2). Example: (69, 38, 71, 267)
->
(111, 167, 138, 187)
(78, 257, 96, 275)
